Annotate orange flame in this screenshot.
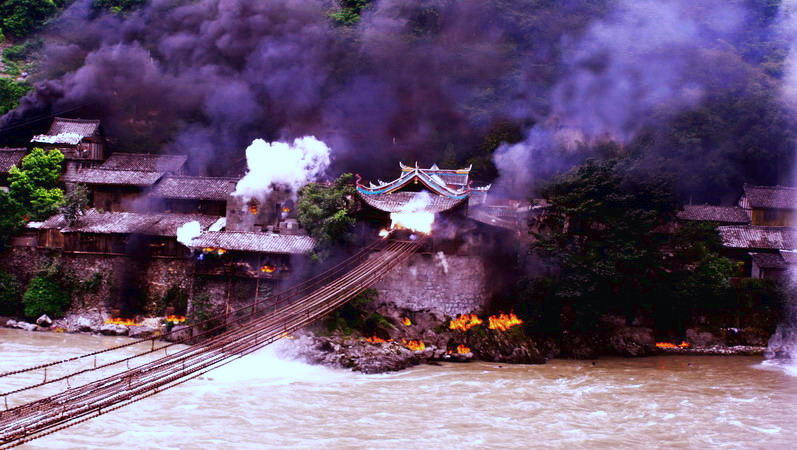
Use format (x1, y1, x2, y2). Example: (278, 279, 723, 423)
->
(203, 247, 226, 255)
(105, 317, 142, 326)
(402, 317, 412, 326)
(249, 204, 258, 214)
(282, 207, 291, 213)
(404, 339, 425, 351)
(488, 313, 523, 331)
(365, 335, 386, 344)
(656, 341, 690, 349)
(449, 314, 483, 332)
(447, 344, 471, 355)
(260, 264, 276, 273)
(165, 315, 186, 324)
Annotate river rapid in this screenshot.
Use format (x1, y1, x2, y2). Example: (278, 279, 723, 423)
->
(2, 329, 797, 449)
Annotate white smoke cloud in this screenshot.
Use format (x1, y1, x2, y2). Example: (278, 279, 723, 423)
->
(176, 221, 202, 246)
(400, 191, 433, 212)
(233, 136, 332, 202)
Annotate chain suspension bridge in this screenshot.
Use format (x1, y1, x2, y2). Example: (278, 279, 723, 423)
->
(0, 239, 422, 448)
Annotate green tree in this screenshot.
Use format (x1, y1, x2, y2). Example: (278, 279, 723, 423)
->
(0, 270, 21, 316)
(328, 0, 373, 25)
(91, 0, 145, 15)
(0, 191, 24, 249)
(0, 79, 30, 115)
(22, 275, 69, 318)
(60, 184, 89, 225)
(8, 147, 64, 221)
(0, 0, 58, 37)
(297, 173, 356, 260)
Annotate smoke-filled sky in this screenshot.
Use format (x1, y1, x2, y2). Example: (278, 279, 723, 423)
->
(2, 0, 795, 201)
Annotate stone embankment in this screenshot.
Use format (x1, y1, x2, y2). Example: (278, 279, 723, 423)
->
(0, 314, 165, 338)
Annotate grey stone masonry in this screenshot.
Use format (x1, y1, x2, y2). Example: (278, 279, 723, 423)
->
(374, 252, 489, 317)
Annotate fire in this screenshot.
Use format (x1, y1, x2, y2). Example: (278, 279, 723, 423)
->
(378, 228, 390, 238)
(165, 315, 186, 324)
(449, 314, 483, 332)
(389, 212, 434, 234)
(282, 207, 291, 213)
(105, 317, 142, 326)
(488, 313, 523, 331)
(260, 264, 276, 273)
(403, 339, 426, 352)
(402, 317, 412, 326)
(365, 335, 386, 344)
(249, 203, 258, 214)
(203, 247, 226, 255)
(448, 344, 471, 355)
(656, 341, 690, 349)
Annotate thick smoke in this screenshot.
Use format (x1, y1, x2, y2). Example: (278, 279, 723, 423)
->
(1, 0, 545, 178)
(493, 0, 746, 196)
(234, 136, 331, 202)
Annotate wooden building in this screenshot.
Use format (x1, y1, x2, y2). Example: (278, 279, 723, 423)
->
(31, 118, 104, 172)
(148, 175, 238, 216)
(738, 184, 797, 226)
(37, 209, 222, 258)
(676, 204, 751, 226)
(0, 148, 26, 188)
(65, 153, 188, 212)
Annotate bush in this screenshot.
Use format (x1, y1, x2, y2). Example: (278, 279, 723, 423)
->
(0, 270, 21, 316)
(0, 78, 30, 115)
(22, 275, 70, 319)
(0, 0, 58, 37)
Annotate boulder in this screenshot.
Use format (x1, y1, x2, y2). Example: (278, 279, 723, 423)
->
(13, 321, 38, 332)
(128, 325, 159, 339)
(608, 326, 656, 356)
(686, 328, 724, 347)
(36, 315, 53, 328)
(467, 328, 545, 364)
(164, 325, 192, 343)
(99, 324, 129, 336)
(77, 317, 96, 332)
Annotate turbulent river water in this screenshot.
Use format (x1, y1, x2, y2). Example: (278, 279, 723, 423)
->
(2, 329, 797, 449)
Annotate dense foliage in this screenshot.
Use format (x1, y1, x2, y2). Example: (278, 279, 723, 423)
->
(519, 158, 741, 336)
(323, 288, 394, 336)
(0, 78, 30, 115)
(60, 183, 89, 225)
(91, 0, 146, 15)
(329, 0, 374, 25)
(8, 147, 64, 221)
(0, 270, 21, 316)
(297, 173, 357, 261)
(0, 0, 58, 37)
(22, 275, 69, 318)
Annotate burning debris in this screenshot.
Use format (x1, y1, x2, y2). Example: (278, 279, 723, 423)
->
(365, 335, 387, 344)
(402, 317, 412, 326)
(105, 317, 143, 326)
(260, 263, 277, 273)
(656, 341, 691, 349)
(487, 313, 523, 332)
(165, 315, 186, 325)
(449, 314, 483, 332)
(448, 345, 471, 355)
(403, 339, 426, 352)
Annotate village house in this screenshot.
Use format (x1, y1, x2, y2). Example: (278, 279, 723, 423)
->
(147, 175, 238, 216)
(738, 184, 797, 226)
(31, 117, 105, 172)
(64, 153, 188, 212)
(676, 204, 751, 226)
(0, 147, 26, 188)
(36, 209, 223, 257)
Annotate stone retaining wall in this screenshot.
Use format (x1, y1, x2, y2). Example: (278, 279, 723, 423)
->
(374, 252, 490, 316)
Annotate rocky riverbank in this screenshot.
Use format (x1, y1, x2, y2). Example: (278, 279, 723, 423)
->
(0, 303, 768, 375)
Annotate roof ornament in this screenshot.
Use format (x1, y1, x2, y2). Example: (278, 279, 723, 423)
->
(430, 163, 439, 170)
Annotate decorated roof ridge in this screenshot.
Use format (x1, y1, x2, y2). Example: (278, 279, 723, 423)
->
(399, 161, 473, 174)
(357, 163, 484, 199)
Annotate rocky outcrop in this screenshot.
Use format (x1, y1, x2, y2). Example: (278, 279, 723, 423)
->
(282, 335, 431, 374)
(36, 315, 52, 328)
(6, 320, 38, 332)
(608, 326, 656, 356)
(465, 328, 545, 364)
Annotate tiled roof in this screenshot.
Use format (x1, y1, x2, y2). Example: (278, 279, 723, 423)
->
(749, 252, 788, 269)
(358, 191, 466, 213)
(468, 205, 521, 230)
(148, 176, 238, 201)
(742, 184, 797, 209)
(718, 225, 797, 250)
(64, 168, 164, 186)
(31, 118, 100, 145)
(0, 148, 26, 173)
(101, 153, 187, 172)
(189, 231, 316, 254)
(677, 205, 750, 224)
(39, 209, 221, 236)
